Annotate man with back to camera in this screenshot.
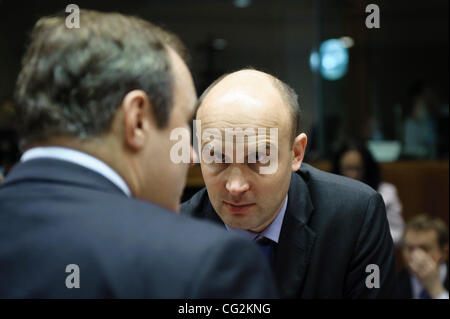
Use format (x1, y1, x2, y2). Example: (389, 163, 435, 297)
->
(397, 214, 449, 299)
(0, 11, 277, 298)
(181, 69, 398, 298)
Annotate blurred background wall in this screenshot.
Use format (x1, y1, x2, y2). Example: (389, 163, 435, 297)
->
(0, 0, 448, 225)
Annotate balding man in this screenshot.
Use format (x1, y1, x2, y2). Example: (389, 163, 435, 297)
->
(181, 69, 397, 298)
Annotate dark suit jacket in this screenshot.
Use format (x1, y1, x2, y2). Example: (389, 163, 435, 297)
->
(181, 163, 398, 298)
(396, 265, 449, 298)
(0, 158, 277, 298)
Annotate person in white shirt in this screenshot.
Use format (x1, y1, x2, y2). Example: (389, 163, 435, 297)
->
(398, 214, 449, 299)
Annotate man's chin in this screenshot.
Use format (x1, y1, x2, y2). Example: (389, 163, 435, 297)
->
(220, 212, 257, 230)
(225, 221, 253, 231)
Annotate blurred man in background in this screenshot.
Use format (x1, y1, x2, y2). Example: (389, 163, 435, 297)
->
(0, 11, 276, 298)
(397, 214, 449, 299)
(403, 81, 439, 159)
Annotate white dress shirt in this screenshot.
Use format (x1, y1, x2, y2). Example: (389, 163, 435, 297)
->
(21, 146, 131, 197)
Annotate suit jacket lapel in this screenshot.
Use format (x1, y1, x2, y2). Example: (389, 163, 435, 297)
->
(274, 170, 317, 298)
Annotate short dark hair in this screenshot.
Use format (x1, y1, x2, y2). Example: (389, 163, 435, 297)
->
(197, 68, 301, 143)
(404, 214, 449, 249)
(331, 140, 381, 190)
(15, 10, 187, 146)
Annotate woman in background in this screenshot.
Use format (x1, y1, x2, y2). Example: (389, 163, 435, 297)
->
(332, 141, 405, 246)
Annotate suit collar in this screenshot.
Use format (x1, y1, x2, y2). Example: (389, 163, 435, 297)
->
(20, 146, 131, 196)
(1, 158, 128, 197)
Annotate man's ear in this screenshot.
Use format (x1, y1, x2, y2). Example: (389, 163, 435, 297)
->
(291, 133, 307, 172)
(121, 90, 154, 151)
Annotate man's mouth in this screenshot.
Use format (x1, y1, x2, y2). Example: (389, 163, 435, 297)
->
(223, 201, 255, 214)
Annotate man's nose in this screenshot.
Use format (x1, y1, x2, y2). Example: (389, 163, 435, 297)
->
(225, 166, 249, 196)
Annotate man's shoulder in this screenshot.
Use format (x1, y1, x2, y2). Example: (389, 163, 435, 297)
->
(298, 162, 379, 202)
(1, 178, 262, 297)
(295, 163, 385, 227)
(95, 195, 275, 297)
(73, 193, 233, 255)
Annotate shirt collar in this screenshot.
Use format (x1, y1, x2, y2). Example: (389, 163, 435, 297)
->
(21, 146, 132, 197)
(225, 195, 288, 243)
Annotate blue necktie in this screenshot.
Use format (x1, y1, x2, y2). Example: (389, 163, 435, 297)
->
(255, 236, 275, 266)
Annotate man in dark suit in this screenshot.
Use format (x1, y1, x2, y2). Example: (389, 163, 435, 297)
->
(397, 215, 449, 299)
(0, 11, 277, 298)
(181, 69, 397, 298)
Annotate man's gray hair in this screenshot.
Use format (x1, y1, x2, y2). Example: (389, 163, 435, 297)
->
(15, 10, 187, 147)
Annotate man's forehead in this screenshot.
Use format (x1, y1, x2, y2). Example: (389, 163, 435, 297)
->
(216, 89, 262, 107)
(199, 116, 280, 130)
(405, 229, 439, 244)
(201, 72, 283, 109)
(196, 70, 294, 143)
(198, 88, 288, 127)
